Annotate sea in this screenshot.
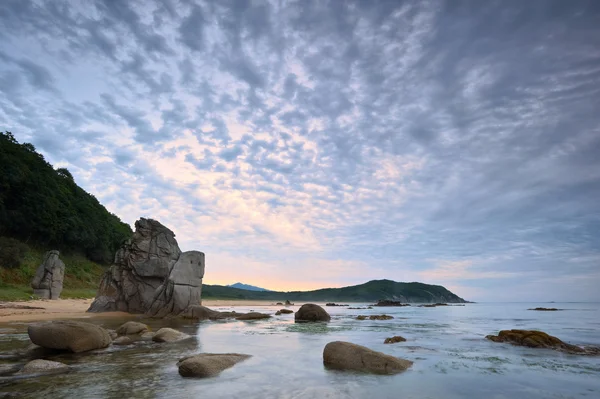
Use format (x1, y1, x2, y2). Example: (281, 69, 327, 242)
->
(0, 302, 599, 398)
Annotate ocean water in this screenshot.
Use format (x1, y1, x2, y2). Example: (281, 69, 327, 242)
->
(1, 302, 599, 398)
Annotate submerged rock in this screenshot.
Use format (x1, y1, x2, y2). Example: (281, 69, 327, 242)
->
(323, 341, 413, 374)
(88, 218, 205, 317)
(418, 303, 449, 308)
(295, 304, 331, 322)
(177, 353, 251, 378)
(528, 307, 561, 311)
(116, 321, 150, 336)
(384, 336, 406, 344)
(275, 308, 294, 315)
(235, 312, 270, 320)
(152, 328, 190, 343)
(28, 321, 111, 353)
(356, 315, 394, 320)
(325, 303, 348, 306)
(486, 329, 600, 355)
(17, 359, 70, 375)
(30, 250, 65, 300)
(112, 336, 134, 345)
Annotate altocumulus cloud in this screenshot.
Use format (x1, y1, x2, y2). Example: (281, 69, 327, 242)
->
(1, 0, 599, 301)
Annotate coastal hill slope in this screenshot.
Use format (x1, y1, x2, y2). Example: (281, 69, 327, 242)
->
(0, 132, 132, 264)
(204, 279, 466, 303)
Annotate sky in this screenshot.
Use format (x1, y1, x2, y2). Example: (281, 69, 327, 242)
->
(1, 0, 599, 302)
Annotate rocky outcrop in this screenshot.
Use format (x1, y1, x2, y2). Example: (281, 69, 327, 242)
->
(87, 218, 205, 317)
(323, 341, 413, 374)
(384, 336, 406, 344)
(116, 321, 149, 336)
(528, 307, 560, 311)
(177, 353, 251, 378)
(295, 304, 330, 322)
(16, 359, 70, 375)
(30, 250, 65, 299)
(486, 330, 600, 355)
(28, 321, 111, 353)
(152, 328, 190, 343)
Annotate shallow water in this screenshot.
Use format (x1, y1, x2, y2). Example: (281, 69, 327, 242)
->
(1, 302, 599, 398)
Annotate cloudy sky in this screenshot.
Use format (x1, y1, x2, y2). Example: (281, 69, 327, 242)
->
(1, 0, 599, 301)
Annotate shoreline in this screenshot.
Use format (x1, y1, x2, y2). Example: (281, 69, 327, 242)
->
(0, 298, 291, 323)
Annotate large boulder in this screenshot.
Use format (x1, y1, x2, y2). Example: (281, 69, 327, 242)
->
(30, 250, 65, 299)
(323, 341, 413, 374)
(116, 321, 149, 336)
(28, 321, 111, 353)
(152, 328, 190, 343)
(486, 329, 599, 355)
(177, 353, 251, 378)
(87, 218, 205, 317)
(16, 359, 70, 375)
(295, 304, 331, 322)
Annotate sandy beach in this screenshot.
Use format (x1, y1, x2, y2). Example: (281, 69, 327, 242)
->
(0, 299, 286, 323)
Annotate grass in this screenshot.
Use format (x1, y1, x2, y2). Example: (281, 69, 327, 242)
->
(0, 244, 103, 301)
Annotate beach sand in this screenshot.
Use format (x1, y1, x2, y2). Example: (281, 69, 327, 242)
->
(0, 299, 286, 323)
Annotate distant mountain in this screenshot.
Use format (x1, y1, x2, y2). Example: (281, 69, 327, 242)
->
(205, 279, 466, 303)
(227, 282, 270, 292)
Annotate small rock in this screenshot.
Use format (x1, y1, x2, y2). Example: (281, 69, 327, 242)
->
(235, 312, 271, 321)
(295, 304, 330, 322)
(178, 353, 251, 378)
(356, 315, 367, 320)
(370, 315, 394, 320)
(107, 329, 118, 340)
(140, 332, 155, 340)
(152, 328, 190, 343)
(17, 359, 69, 375)
(278, 309, 293, 314)
(112, 336, 134, 345)
(384, 336, 406, 344)
(528, 307, 560, 311)
(116, 321, 150, 335)
(323, 341, 413, 374)
(275, 311, 282, 315)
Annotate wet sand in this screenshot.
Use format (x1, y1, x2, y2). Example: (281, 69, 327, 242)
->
(0, 299, 287, 322)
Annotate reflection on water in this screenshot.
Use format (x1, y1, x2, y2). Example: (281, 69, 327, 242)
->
(1, 303, 599, 398)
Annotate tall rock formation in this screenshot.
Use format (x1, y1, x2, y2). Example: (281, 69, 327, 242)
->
(31, 250, 65, 299)
(87, 218, 205, 316)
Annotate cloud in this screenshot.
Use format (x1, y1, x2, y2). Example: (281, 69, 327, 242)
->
(1, 0, 599, 301)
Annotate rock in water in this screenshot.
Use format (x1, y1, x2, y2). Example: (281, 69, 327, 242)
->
(295, 304, 331, 322)
(177, 353, 251, 378)
(152, 328, 190, 343)
(17, 359, 70, 375)
(486, 329, 599, 355)
(323, 341, 413, 374)
(384, 336, 406, 344)
(28, 321, 111, 353)
(87, 218, 205, 317)
(30, 250, 65, 299)
(116, 321, 149, 336)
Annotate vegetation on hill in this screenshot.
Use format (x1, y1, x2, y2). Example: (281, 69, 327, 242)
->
(0, 132, 132, 264)
(203, 279, 466, 303)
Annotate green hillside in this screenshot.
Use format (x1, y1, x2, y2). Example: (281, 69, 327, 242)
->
(0, 131, 132, 264)
(0, 131, 132, 300)
(203, 279, 466, 303)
